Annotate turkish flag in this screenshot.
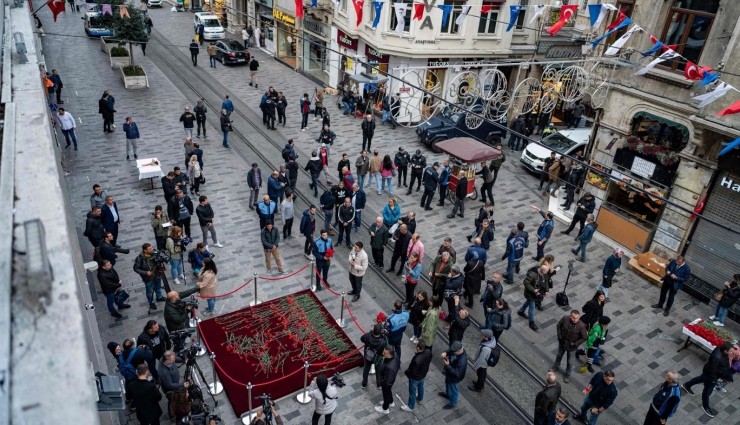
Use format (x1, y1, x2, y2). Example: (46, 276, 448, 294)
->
(48, 0, 65, 22)
(353, 0, 364, 27)
(546, 5, 577, 37)
(295, 0, 303, 19)
(718, 100, 740, 116)
(606, 10, 627, 31)
(684, 61, 703, 80)
(413, 3, 424, 21)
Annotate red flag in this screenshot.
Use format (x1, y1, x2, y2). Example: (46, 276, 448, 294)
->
(606, 11, 627, 31)
(48, 0, 65, 22)
(684, 61, 703, 80)
(718, 100, 740, 116)
(295, 0, 303, 19)
(546, 5, 577, 37)
(481, 4, 493, 15)
(413, 3, 424, 21)
(353, 0, 364, 26)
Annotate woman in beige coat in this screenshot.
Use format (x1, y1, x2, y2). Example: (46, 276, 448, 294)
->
(543, 158, 562, 196)
(198, 258, 218, 315)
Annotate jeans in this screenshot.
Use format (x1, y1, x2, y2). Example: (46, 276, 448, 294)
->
(126, 138, 138, 157)
(445, 382, 459, 407)
(408, 378, 425, 409)
(382, 177, 393, 195)
(354, 210, 362, 231)
(554, 343, 575, 375)
(222, 131, 229, 146)
(382, 110, 391, 123)
(184, 128, 193, 138)
(574, 241, 589, 261)
(579, 395, 603, 425)
(518, 298, 536, 322)
(343, 102, 352, 115)
(201, 224, 218, 245)
(311, 412, 333, 425)
(595, 284, 609, 298)
(105, 292, 126, 313)
(505, 260, 519, 283)
(508, 134, 521, 150)
(207, 298, 215, 313)
(144, 278, 163, 304)
(367, 172, 380, 190)
(301, 112, 309, 129)
(209, 56, 217, 67)
(714, 304, 729, 324)
(169, 259, 183, 280)
(62, 129, 78, 148)
(357, 174, 365, 189)
(155, 236, 166, 250)
(685, 372, 715, 410)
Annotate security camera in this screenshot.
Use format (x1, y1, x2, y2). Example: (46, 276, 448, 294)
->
(85, 303, 95, 310)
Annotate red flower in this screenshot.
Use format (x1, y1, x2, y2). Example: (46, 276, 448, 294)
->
(376, 312, 387, 324)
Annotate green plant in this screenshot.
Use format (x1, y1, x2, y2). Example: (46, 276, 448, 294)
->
(110, 46, 129, 57)
(122, 65, 145, 77)
(97, 0, 148, 67)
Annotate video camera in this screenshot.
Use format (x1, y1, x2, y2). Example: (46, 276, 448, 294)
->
(152, 249, 171, 265)
(331, 373, 346, 388)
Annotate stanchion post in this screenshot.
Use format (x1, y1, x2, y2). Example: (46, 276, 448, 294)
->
(337, 292, 347, 328)
(309, 260, 316, 291)
(295, 362, 312, 403)
(241, 382, 256, 424)
(207, 352, 224, 395)
(195, 317, 206, 356)
(250, 272, 261, 306)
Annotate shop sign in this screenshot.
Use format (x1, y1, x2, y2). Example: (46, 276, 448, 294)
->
(337, 29, 358, 51)
(719, 176, 740, 193)
(428, 59, 450, 67)
(544, 45, 583, 59)
(273, 9, 295, 26)
(365, 45, 389, 64)
(630, 156, 657, 179)
(304, 18, 328, 37)
(399, 87, 411, 93)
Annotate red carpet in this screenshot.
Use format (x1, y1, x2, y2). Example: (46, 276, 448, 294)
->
(198, 289, 363, 416)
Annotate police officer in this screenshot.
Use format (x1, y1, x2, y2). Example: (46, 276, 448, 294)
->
(407, 150, 427, 195)
(420, 162, 440, 210)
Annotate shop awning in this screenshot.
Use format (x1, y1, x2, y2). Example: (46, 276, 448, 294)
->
(633, 111, 690, 141)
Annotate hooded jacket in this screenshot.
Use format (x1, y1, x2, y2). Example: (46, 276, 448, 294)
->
(355, 154, 370, 176)
(472, 337, 497, 369)
(299, 209, 315, 238)
(305, 156, 323, 176)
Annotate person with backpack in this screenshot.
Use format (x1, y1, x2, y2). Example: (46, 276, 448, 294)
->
(107, 338, 157, 383)
(469, 329, 497, 392)
(401, 339, 433, 412)
(360, 324, 387, 389)
(282, 139, 298, 162)
(307, 373, 338, 425)
(577, 316, 610, 373)
(384, 300, 409, 358)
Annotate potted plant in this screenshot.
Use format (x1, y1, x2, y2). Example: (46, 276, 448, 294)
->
(109, 45, 130, 69)
(97, 1, 149, 89)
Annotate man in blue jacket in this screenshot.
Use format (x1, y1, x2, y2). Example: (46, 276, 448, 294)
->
(312, 229, 333, 290)
(571, 214, 597, 262)
(531, 206, 554, 261)
(122, 116, 139, 160)
(267, 170, 284, 205)
(256, 195, 276, 230)
(438, 161, 450, 206)
(574, 370, 618, 424)
(502, 228, 526, 284)
(652, 256, 691, 316)
(644, 371, 681, 424)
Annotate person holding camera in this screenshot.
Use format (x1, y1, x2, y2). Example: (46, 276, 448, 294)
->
(167, 189, 194, 238)
(164, 287, 200, 332)
(308, 373, 338, 425)
(166, 226, 187, 286)
(250, 400, 283, 425)
(158, 350, 189, 421)
(134, 243, 166, 311)
(198, 258, 218, 316)
(151, 206, 171, 251)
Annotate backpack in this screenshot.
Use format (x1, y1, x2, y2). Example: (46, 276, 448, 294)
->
(486, 344, 501, 367)
(118, 348, 138, 381)
(282, 146, 291, 161)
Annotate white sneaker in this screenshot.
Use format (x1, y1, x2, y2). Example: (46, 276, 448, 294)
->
(401, 405, 413, 412)
(708, 315, 716, 320)
(173, 278, 182, 285)
(111, 124, 116, 129)
(179, 274, 186, 280)
(713, 321, 725, 327)
(374, 406, 389, 414)
(213, 242, 224, 248)
(390, 402, 396, 408)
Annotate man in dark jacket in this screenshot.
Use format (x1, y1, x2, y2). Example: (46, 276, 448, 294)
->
(374, 345, 401, 414)
(420, 162, 440, 210)
(572, 214, 597, 262)
(407, 150, 426, 194)
(161, 172, 177, 203)
(137, 320, 171, 362)
(711, 274, 740, 326)
(476, 161, 494, 204)
(439, 341, 467, 409)
(682, 342, 733, 418)
(97, 259, 130, 317)
(84, 206, 106, 248)
(644, 371, 681, 425)
(99, 232, 128, 266)
(502, 228, 526, 284)
(518, 265, 548, 331)
(189, 39, 199, 65)
(361, 113, 376, 152)
(539, 152, 557, 190)
(134, 243, 165, 311)
(552, 310, 588, 383)
(489, 142, 506, 186)
(351, 183, 366, 233)
(331, 181, 347, 228)
(194, 98, 207, 138)
(167, 190, 194, 238)
(261, 221, 285, 274)
(355, 150, 370, 189)
(360, 324, 387, 389)
(532, 206, 554, 261)
(562, 165, 585, 210)
(300, 206, 317, 259)
(220, 110, 232, 148)
(447, 297, 470, 344)
(179, 106, 196, 138)
(101, 195, 121, 245)
(386, 224, 411, 276)
(126, 364, 163, 424)
(438, 161, 451, 206)
(597, 249, 623, 299)
(247, 163, 262, 209)
(562, 193, 596, 236)
(305, 152, 323, 197)
(196, 196, 223, 247)
(337, 197, 355, 248)
(574, 370, 618, 424)
(402, 339, 433, 412)
(276, 92, 287, 127)
(508, 115, 525, 151)
(164, 287, 200, 332)
(394, 147, 410, 187)
(652, 256, 691, 317)
(447, 171, 468, 219)
(534, 371, 562, 425)
(369, 216, 389, 268)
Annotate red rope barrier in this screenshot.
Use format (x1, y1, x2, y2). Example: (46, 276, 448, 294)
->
(313, 266, 342, 296)
(343, 299, 367, 334)
(197, 279, 253, 299)
(260, 262, 310, 280)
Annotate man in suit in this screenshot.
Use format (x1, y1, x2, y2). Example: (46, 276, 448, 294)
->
(652, 256, 691, 317)
(101, 195, 121, 246)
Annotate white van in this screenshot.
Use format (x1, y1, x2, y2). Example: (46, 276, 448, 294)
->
(193, 13, 225, 41)
(520, 128, 591, 173)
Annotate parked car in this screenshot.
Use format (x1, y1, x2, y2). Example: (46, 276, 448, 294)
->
(193, 13, 225, 41)
(146, 0, 163, 7)
(215, 40, 250, 65)
(82, 12, 114, 37)
(416, 104, 507, 151)
(520, 128, 591, 173)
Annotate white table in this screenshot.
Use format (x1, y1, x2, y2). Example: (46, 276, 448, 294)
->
(136, 158, 164, 190)
(678, 318, 716, 353)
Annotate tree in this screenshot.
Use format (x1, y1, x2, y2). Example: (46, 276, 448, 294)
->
(98, 1, 148, 68)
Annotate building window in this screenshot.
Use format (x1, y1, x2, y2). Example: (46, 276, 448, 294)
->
(660, 0, 719, 71)
(516, 0, 528, 30)
(390, 0, 412, 34)
(440, 0, 466, 35)
(341, 0, 348, 13)
(477, 9, 499, 35)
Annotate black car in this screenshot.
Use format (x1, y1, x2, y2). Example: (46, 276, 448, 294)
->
(215, 40, 250, 65)
(416, 103, 507, 151)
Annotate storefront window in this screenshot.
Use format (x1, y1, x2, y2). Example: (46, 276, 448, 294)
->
(605, 172, 667, 227)
(390, 0, 412, 33)
(303, 35, 328, 83)
(660, 0, 719, 71)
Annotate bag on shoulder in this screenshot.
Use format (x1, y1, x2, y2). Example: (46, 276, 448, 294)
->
(486, 344, 501, 367)
(364, 346, 376, 362)
(118, 348, 138, 381)
(281, 146, 291, 161)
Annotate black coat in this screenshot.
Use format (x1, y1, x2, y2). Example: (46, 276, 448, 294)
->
(463, 259, 485, 295)
(378, 354, 401, 387)
(393, 231, 411, 255)
(580, 299, 604, 328)
(84, 212, 106, 246)
(97, 267, 121, 295)
(167, 195, 194, 222)
(719, 282, 740, 308)
(405, 348, 433, 380)
(126, 379, 163, 422)
(455, 177, 468, 199)
(137, 326, 171, 360)
(574, 195, 596, 217)
(161, 177, 177, 201)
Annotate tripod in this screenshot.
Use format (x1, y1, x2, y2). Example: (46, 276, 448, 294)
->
(181, 353, 218, 408)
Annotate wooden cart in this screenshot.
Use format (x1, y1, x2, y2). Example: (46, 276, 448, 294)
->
(435, 137, 503, 202)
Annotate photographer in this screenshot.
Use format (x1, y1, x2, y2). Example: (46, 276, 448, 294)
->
(308, 373, 338, 425)
(250, 400, 283, 425)
(164, 287, 200, 333)
(133, 243, 165, 311)
(137, 320, 172, 362)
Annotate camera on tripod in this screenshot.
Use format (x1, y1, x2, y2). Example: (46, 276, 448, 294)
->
(182, 298, 200, 309)
(152, 249, 171, 265)
(331, 373, 346, 388)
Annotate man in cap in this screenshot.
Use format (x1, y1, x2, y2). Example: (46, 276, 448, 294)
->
(469, 329, 496, 392)
(420, 162, 440, 210)
(439, 341, 467, 409)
